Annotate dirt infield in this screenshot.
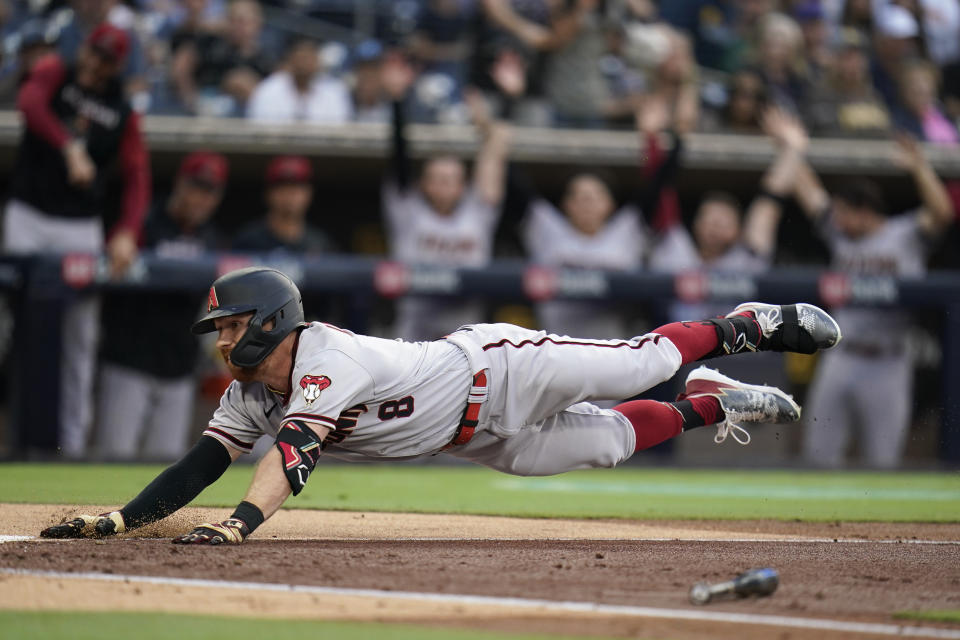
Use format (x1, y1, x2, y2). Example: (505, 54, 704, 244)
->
(1, 503, 959, 639)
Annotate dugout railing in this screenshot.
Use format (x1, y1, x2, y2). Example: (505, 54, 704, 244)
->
(2, 252, 959, 462)
(1, 113, 960, 179)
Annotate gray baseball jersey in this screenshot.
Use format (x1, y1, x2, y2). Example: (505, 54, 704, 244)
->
(382, 181, 500, 340)
(205, 322, 472, 458)
(383, 181, 499, 267)
(203, 320, 686, 475)
(649, 225, 768, 320)
(818, 210, 929, 347)
(523, 199, 647, 338)
(803, 210, 931, 468)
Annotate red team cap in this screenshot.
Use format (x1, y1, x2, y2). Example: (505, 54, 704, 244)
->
(265, 155, 313, 186)
(178, 151, 229, 189)
(87, 23, 130, 64)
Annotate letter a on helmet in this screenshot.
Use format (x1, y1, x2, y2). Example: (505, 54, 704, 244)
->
(192, 267, 304, 368)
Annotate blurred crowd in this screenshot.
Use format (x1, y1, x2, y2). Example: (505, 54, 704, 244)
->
(1, 0, 958, 470)
(0, 0, 957, 140)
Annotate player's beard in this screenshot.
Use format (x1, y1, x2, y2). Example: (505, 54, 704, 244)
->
(221, 349, 259, 383)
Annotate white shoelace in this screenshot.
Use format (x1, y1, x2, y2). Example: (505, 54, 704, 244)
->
(714, 420, 752, 445)
(753, 307, 783, 338)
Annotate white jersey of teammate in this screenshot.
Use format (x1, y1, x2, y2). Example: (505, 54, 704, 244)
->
(383, 181, 500, 340)
(818, 210, 928, 347)
(803, 210, 931, 468)
(522, 199, 647, 338)
(649, 225, 768, 320)
(205, 320, 684, 474)
(383, 181, 499, 267)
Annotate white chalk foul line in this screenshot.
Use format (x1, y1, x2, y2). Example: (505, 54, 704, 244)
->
(334, 537, 960, 545)
(2, 534, 959, 545)
(2, 568, 959, 639)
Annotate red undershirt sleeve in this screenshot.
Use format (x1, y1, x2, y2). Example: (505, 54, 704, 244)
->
(640, 131, 682, 233)
(16, 54, 70, 149)
(112, 111, 151, 239)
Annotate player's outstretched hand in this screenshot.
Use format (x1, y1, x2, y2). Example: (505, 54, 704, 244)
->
(490, 49, 526, 98)
(172, 519, 249, 545)
(106, 229, 139, 278)
(635, 92, 671, 135)
(63, 140, 96, 187)
(760, 106, 808, 152)
(40, 511, 125, 539)
(891, 131, 925, 171)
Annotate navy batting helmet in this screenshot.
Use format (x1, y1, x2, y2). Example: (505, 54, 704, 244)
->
(192, 267, 304, 368)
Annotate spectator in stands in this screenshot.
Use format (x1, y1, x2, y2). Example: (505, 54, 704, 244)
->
(96, 151, 227, 461)
(648, 28, 699, 134)
(917, 0, 960, 68)
(233, 155, 335, 255)
(51, 0, 149, 109)
(140, 0, 226, 43)
(839, 0, 873, 32)
(752, 12, 809, 113)
(616, 21, 700, 132)
(0, 20, 56, 108)
(169, 0, 275, 116)
(484, 0, 660, 128)
(944, 61, 960, 124)
(350, 39, 390, 123)
(381, 51, 511, 341)
(402, 0, 477, 123)
(3, 23, 150, 458)
(791, 132, 954, 468)
(247, 35, 351, 123)
(871, 3, 923, 108)
(803, 27, 892, 138)
(659, 0, 773, 73)
(479, 0, 551, 62)
(474, 0, 557, 126)
(409, 0, 475, 88)
(150, 0, 225, 113)
(541, 0, 615, 127)
(167, 0, 226, 51)
(700, 68, 766, 134)
(793, 0, 832, 82)
(475, 1, 549, 61)
(893, 58, 959, 145)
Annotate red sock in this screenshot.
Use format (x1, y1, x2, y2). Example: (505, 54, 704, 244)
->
(686, 396, 723, 426)
(652, 321, 720, 363)
(614, 400, 683, 452)
(653, 313, 760, 363)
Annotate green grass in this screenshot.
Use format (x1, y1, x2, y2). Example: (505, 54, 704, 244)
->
(894, 610, 960, 624)
(1, 463, 958, 522)
(0, 611, 613, 640)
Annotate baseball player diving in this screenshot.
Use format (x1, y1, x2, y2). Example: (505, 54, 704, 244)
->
(42, 267, 841, 545)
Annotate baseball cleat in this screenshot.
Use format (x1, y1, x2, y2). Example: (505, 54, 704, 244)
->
(677, 366, 801, 445)
(727, 302, 841, 354)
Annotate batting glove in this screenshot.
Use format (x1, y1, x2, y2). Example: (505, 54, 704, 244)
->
(40, 511, 126, 539)
(172, 518, 249, 545)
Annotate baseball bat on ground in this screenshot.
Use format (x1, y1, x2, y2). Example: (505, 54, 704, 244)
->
(689, 568, 779, 605)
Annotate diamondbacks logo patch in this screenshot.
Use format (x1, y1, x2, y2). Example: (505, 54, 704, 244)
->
(299, 375, 331, 404)
(207, 286, 219, 312)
